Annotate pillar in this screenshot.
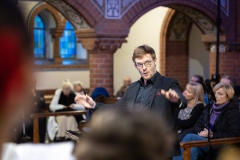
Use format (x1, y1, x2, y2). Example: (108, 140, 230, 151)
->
(76, 29, 126, 95)
(89, 50, 114, 95)
(53, 29, 64, 64)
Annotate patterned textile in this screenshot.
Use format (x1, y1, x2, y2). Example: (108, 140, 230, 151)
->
(178, 107, 194, 120)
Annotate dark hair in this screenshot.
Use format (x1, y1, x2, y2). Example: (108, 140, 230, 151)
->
(191, 75, 206, 92)
(192, 75, 204, 85)
(221, 75, 236, 88)
(132, 45, 156, 62)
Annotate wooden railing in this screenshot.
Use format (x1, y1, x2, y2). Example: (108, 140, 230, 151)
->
(180, 137, 240, 160)
(30, 110, 87, 143)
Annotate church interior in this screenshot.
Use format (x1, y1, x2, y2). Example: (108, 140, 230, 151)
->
(1, 0, 240, 159)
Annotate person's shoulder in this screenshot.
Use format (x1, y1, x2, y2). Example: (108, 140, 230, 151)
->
(117, 86, 125, 92)
(200, 103, 211, 114)
(195, 103, 204, 107)
(193, 103, 205, 111)
(129, 80, 139, 86)
(225, 100, 239, 112)
(55, 88, 62, 95)
(126, 81, 139, 90)
(159, 74, 178, 84)
(224, 101, 240, 118)
(70, 91, 76, 95)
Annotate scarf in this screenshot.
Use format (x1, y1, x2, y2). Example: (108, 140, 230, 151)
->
(209, 101, 229, 129)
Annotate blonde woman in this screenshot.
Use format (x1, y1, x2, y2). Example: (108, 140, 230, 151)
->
(173, 83, 240, 160)
(173, 82, 205, 141)
(49, 79, 85, 141)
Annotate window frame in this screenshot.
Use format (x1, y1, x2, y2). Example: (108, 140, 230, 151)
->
(59, 21, 77, 59)
(33, 18, 89, 70)
(34, 15, 46, 59)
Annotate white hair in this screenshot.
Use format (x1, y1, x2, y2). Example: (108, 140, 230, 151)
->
(73, 80, 84, 88)
(61, 79, 73, 90)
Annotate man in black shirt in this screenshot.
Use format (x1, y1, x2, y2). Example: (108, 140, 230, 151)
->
(76, 44, 187, 157)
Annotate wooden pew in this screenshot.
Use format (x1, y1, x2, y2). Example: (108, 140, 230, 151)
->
(95, 96, 119, 104)
(30, 110, 87, 143)
(180, 137, 240, 160)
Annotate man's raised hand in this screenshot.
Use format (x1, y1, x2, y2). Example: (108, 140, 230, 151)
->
(161, 89, 179, 103)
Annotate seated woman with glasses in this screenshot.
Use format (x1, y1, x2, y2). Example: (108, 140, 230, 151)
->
(173, 83, 240, 160)
(173, 82, 205, 142)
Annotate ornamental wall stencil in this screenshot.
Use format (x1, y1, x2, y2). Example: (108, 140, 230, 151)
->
(169, 5, 216, 34)
(168, 12, 192, 41)
(210, 0, 229, 16)
(91, 0, 139, 19)
(45, 0, 90, 29)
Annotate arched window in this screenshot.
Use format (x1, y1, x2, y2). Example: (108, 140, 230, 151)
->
(34, 15, 45, 58)
(60, 21, 76, 58)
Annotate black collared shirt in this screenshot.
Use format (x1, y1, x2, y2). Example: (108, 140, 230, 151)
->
(135, 72, 157, 111)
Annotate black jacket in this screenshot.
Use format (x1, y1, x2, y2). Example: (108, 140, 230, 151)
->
(174, 103, 204, 141)
(194, 100, 240, 138)
(95, 72, 187, 156)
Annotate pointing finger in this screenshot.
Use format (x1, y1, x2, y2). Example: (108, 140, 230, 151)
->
(161, 89, 166, 95)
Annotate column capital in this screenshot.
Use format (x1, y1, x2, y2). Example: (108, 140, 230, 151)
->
(75, 29, 127, 53)
(201, 34, 226, 51)
(52, 29, 64, 37)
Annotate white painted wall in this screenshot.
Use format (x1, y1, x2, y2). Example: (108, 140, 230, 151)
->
(113, 6, 169, 95)
(189, 24, 210, 81)
(35, 70, 89, 90)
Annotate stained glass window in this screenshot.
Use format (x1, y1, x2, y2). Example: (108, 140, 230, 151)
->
(60, 21, 76, 58)
(34, 15, 45, 58)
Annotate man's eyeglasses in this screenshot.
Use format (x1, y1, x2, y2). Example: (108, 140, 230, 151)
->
(135, 60, 153, 69)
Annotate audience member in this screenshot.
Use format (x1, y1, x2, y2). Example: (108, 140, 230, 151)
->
(73, 81, 85, 95)
(75, 44, 187, 157)
(220, 76, 236, 88)
(220, 75, 240, 110)
(0, 0, 33, 155)
(173, 82, 205, 141)
(173, 83, 240, 160)
(191, 75, 209, 104)
(74, 108, 173, 160)
(49, 79, 85, 142)
(116, 76, 131, 99)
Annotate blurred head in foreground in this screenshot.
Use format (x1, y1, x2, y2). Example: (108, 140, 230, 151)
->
(217, 145, 240, 160)
(0, 0, 33, 146)
(74, 108, 173, 160)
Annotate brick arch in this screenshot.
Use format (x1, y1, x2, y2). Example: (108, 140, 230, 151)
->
(160, 9, 193, 88)
(28, 2, 65, 35)
(124, 0, 229, 32)
(63, 0, 233, 44)
(159, 9, 175, 76)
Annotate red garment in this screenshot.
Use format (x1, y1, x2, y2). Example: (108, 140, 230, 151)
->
(0, 29, 23, 109)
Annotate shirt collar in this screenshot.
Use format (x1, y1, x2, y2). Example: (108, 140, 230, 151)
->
(139, 72, 157, 86)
